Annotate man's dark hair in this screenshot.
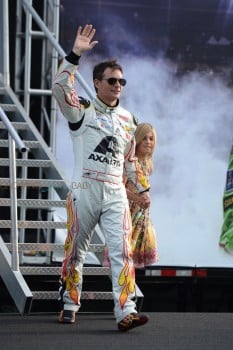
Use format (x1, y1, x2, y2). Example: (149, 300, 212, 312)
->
(93, 59, 123, 81)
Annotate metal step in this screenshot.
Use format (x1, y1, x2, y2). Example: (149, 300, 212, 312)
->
(6, 243, 104, 253)
(0, 158, 52, 167)
(20, 266, 110, 275)
(0, 140, 40, 148)
(0, 220, 66, 229)
(0, 104, 18, 112)
(0, 198, 66, 208)
(32, 291, 113, 300)
(0, 178, 65, 188)
(0, 121, 28, 129)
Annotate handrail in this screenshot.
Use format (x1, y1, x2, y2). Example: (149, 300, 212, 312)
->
(0, 107, 27, 152)
(9, 135, 19, 271)
(21, 0, 95, 100)
(0, 107, 27, 271)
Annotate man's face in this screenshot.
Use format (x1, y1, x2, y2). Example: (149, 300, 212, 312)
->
(94, 68, 125, 106)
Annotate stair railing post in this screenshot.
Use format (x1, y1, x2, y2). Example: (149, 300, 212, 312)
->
(8, 134, 19, 271)
(2, 0, 10, 85)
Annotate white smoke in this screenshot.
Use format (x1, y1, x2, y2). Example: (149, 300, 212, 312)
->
(55, 55, 233, 267)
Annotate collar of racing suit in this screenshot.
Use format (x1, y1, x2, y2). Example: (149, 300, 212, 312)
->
(93, 95, 120, 114)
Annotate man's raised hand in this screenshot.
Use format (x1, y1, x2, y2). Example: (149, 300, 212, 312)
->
(72, 24, 99, 56)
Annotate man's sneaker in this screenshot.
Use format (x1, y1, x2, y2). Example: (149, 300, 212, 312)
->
(58, 310, 76, 324)
(118, 313, 149, 332)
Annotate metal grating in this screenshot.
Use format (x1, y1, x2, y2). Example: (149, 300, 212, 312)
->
(0, 198, 66, 208)
(0, 220, 67, 229)
(0, 158, 53, 167)
(20, 266, 111, 276)
(6, 243, 105, 253)
(32, 291, 113, 300)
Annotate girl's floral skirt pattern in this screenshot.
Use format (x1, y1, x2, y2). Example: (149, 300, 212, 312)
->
(129, 203, 159, 268)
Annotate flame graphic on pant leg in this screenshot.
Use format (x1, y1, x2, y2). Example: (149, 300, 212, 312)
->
(118, 261, 135, 309)
(61, 192, 80, 304)
(118, 207, 136, 309)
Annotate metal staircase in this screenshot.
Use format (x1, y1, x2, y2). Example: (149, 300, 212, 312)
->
(0, 0, 143, 315)
(0, 72, 116, 314)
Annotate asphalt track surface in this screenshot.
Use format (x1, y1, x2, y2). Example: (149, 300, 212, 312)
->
(1, 312, 233, 350)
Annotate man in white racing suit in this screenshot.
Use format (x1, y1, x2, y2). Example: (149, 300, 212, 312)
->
(52, 24, 151, 331)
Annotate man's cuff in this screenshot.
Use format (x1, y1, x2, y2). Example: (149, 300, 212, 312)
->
(65, 50, 81, 65)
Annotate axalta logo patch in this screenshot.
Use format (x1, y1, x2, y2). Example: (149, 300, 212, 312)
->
(88, 136, 121, 167)
(88, 154, 120, 167)
(93, 136, 120, 158)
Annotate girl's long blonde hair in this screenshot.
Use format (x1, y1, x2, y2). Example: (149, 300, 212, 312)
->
(134, 123, 157, 174)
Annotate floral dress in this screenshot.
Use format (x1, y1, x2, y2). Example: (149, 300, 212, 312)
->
(126, 161, 159, 268)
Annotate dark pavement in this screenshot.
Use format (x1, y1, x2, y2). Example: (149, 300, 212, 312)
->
(0, 312, 233, 350)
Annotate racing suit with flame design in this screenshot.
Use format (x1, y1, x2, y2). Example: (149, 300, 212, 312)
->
(52, 56, 150, 323)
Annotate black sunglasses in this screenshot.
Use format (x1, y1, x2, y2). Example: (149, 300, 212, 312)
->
(102, 77, 127, 86)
